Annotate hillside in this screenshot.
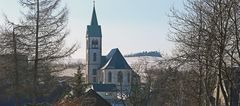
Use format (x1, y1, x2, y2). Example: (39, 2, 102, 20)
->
(125, 56, 162, 66)
(125, 51, 162, 57)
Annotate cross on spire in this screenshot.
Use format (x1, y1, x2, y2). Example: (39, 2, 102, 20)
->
(93, 0, 95, 8)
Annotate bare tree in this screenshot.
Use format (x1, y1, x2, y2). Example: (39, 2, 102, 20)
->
(18, 0, 77, 105)
(0, 0, 77, 105)
(170, 0, 240, 106)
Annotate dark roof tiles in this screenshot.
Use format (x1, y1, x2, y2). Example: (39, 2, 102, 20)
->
(92, 84, 117, 92)
(87, 6, 102, 37)
(101, 48, 132, 69)
(91, 7, 98, 26)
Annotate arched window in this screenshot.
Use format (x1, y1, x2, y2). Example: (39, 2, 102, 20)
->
(93, 69, 97, 75)
(108, 71, 112, 82)
(117, 71, 123, 83)
(127, 72, 130, 83)
(91, 39, 98, 49)
(93, 53, 96, 61)
(95, 40, 98, 45)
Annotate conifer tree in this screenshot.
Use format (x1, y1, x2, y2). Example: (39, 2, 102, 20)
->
(72, 65, 86, 98)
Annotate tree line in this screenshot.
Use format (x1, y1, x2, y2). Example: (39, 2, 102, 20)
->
(128, 0, 240, 106)
(125, 51, 162, 57)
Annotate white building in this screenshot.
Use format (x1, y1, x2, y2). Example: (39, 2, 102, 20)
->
(84, 3, 134, 103)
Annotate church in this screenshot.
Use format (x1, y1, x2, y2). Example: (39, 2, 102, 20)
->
(84, 3, 135, 98)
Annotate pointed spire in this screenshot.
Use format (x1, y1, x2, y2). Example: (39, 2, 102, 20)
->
(91, 0, 98, 26)
(87, 0, 102, 37)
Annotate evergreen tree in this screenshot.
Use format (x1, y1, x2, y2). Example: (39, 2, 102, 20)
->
(72, 66, 86, 98)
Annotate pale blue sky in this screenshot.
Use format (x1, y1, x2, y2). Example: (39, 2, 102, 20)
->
(0, 0, 184, 59)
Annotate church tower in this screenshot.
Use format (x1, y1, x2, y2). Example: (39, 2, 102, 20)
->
(86, 3, 102, 83)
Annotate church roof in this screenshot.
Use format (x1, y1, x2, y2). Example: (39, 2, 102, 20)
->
(101, 56, 107, 66)
(82, 89, 112, 106)
(87, 5, 102, 37)
(101, 48, 132, 69)
(92, 84, 117, 92)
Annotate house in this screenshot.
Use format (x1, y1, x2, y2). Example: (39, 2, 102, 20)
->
(90, 84, 117, 100)
(55, 89, 112, 106)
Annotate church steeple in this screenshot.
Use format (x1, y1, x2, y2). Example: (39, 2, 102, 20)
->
(86, 0, 102, 83)
(86, 1, 102, 37)
(91, 1, 98, 25)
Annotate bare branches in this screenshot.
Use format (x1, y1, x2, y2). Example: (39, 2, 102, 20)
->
(169, 0, 240, 105)
(0, 0, 77, 105)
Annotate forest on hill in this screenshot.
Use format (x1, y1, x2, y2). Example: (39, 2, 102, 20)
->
(125, 51, 161, 57)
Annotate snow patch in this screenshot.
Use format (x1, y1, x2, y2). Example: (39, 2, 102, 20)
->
(57, 68, 78, 77)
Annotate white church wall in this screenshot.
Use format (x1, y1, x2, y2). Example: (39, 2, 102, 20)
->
(87, 37, 102, 50)
(88, 65, 100, 83)
(86, 36, 102, 83)
(86, 49, 101, 64)
(100, 69, 132, 91)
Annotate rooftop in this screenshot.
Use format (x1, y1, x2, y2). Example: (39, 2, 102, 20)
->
(92, 84, 117, 92)
(101, 48, 132, 69)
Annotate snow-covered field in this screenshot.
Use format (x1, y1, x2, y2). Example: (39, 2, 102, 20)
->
(57, 68, 78, 77)
(125, 56, 162, 65)
(57, 56, 162, 77)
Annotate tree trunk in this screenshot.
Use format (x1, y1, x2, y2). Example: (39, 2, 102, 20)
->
(33, 0, 39, 105)
(13, 26, 19, 106)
